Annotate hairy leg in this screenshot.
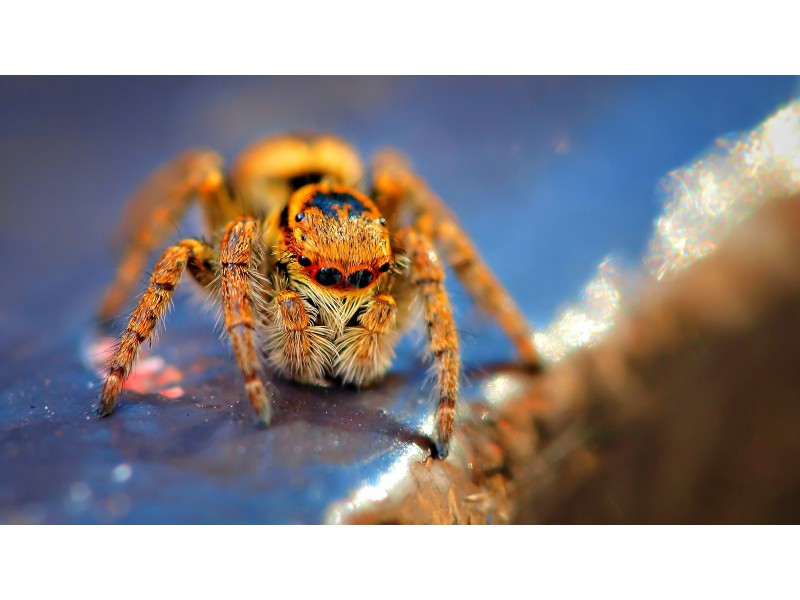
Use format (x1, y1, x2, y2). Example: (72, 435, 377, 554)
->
(419, 212, 540, 366)
(98, 150, 224, 321)
(264, 285, 337, 386)
(98, 238, 215, 416)
(219, 218, 275, 424)
(398, 228, 459, 459)
(335, 293, 398, 386)
(372, 149, 540, 367)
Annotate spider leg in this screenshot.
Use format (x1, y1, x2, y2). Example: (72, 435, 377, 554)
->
(372, 149, 540, 367)
(219, 218, 275, 425)
(98, 238, 215, 417)
(398, 227, 459, 460)
(419, 212, 540, 366)
(335, 293, 398, 386)
(98, 150, 224, 321)
(264, 286, 337, 386)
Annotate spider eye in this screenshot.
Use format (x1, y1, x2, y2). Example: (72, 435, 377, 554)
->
(315, 267, 343, 286)
(379, 262, 391, 273)
(348, 270, 373, 289)
(296, 211, 306, 222)
(298, 256, 312, 267)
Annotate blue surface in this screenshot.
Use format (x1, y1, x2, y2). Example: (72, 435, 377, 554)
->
(1, 76, 798, 523)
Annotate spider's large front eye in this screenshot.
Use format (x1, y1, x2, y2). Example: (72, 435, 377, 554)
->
(315, 267, 343, 286)
(348, 270, 373, 289)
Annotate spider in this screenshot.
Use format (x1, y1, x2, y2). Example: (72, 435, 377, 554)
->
(96, 133, 539, 459)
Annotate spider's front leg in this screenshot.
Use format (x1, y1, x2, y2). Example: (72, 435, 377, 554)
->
(264, 285, 337, 386)
(98, 238, 215, 416)
(219, 218, 276, 424)
(336, 293, 398, 386)
(398, 228, 459, 460)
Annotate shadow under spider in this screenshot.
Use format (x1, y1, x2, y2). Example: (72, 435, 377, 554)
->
(264, 371, 438, 457)
(98, 344, 539, 464)
(260, 359, 540, 457)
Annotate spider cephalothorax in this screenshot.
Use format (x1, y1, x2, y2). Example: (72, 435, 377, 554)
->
(282, 184, 392, 292)
(96, 133, 539, 459)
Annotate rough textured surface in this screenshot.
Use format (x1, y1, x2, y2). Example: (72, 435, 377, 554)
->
(506, 197, 800, 524)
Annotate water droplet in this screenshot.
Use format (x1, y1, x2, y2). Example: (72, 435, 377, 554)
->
(111, 463, 133, 483)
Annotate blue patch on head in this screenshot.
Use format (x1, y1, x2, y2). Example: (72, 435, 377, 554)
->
(306, 191, 365, 219)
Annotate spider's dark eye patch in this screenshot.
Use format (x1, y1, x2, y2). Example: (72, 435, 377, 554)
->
(348, 270, 373, 289)
(316, 267, 343, 287)
(379, 262, 391, 273)
(295, 211, 306, 222)
(298, 256, 312, 267)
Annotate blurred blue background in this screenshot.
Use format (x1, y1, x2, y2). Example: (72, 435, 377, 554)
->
(1, 77, 798, 523)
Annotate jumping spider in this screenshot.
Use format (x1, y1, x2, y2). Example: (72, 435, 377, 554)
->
(97, 133, 539, 458)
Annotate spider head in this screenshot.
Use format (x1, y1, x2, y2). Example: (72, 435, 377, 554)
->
(282, 184, 393, 294)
